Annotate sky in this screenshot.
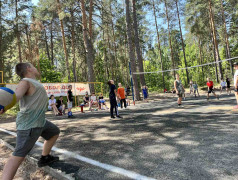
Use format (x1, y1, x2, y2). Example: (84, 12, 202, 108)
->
(32, 0, 39, 6)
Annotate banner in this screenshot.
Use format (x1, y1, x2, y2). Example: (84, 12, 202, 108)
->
(6, 83, 91, 97)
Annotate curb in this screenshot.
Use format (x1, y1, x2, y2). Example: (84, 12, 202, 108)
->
(0, 138, 74, 180)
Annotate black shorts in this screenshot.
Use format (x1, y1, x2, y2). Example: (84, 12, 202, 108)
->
(221, 86, 226, 90)
(13, 120, 60, 157)
(208, 88, 214, 94)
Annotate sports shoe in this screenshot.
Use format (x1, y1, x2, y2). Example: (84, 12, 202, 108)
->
(111, 116, 116, 119)
(116, 115, 123, 119)
(38, 155, 59, 167)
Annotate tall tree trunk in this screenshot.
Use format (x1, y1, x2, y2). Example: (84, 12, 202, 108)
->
(152, 0, 165, 91)
(209, 16, 219, 82)
(89, 0, 93, 39)
(198, 37, 204, 81)
(132, 0, 145, 86)
(165, 0, 175, 78)
(109, 2, 118, 81)
(70, 9, 77, 82)
(175, 0, 189, 85)
(57, 0, 71, 82)
(106, 20, 114, 79)
(44, 28, 51, 61)
(15, 0, 22, 63)
(25, 25, 33, 64)
(50, 20, 54, 65)
(220, 0, 232, 74)
(208, 0, 223, 81)
(125, 0, 140, 100)
(101, 4, 109, 80)
(80, 0, 96, 92)
(0, 0, 3, 78)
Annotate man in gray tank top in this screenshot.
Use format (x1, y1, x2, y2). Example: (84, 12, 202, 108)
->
(1, 63, 60, 180)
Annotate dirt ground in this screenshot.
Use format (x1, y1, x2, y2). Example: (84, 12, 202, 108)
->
(1, 92, 238, 180)
(0, 144, 56, 180)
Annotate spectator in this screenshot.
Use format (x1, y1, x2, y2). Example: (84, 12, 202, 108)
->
(83, 91, 90, 106)
(220, 79, 227, 94)
(56, 96, 65, 115)
(193, 81, 200, 97)
(98, 93, 108, 110)
(48, 95, 61, 116)
(90, 92, 98, 111)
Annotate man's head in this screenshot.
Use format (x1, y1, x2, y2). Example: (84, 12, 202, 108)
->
(233, 62, 238, 70)
(59, 96, 63, 100)
(92, 92, 95, 96)
(15, 63, 40, 79)
(68, 85, 72, 90)
(118, 83, 122, 87)
(207, 77, 210, 82)
(50, 95, 54, 100)
(176, 74, 180, 79)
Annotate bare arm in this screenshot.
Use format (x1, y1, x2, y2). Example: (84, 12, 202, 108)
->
(15, 80, 30, 102)
(174, 81, 177, 91)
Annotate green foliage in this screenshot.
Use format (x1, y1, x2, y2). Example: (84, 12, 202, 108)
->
(39, 54, 62, 83)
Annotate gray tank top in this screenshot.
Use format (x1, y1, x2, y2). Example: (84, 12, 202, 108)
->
(16, 78, 48, 130)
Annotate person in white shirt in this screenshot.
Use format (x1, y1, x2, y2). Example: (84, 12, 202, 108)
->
(48, 95, 60, 115)
(233, 62, 238, 108)
(220, 79, 226, 94)
(89, 92, 98, 111)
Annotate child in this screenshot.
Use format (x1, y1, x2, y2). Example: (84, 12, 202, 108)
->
(220, 79, 227, 94)
(67, 85, 74, 118)
(83, 91, 90, 105)
(174, 74, 185, 107)
(48, 95, 61, 116)
(56, 96, 66, 115)
(98, 94, 108, 110)
(142, 86, 148, 102)
(206, 78, 219, 100)
(193, 81, 200, 97)
(0, 63, 60, 180)
(108, 80, 122, 119)
(89, 92, 98, 111)
(226, 77, 231, 95)
(117, 83, 127, 109)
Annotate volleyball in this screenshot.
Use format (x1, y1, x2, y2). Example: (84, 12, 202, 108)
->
(0, 87, 17, 111)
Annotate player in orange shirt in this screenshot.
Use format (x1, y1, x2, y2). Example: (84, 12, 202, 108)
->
(117, 83, 127, 109)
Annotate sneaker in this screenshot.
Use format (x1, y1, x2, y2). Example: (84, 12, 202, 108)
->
(116, 115, 123, 119)
(38, 155, 59, 167)
(111, 116, 116, 119)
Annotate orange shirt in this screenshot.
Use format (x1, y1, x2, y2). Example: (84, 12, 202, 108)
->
(117, 87, 126, 99)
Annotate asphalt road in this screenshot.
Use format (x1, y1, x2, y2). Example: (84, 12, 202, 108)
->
(0, 94, 238, 180)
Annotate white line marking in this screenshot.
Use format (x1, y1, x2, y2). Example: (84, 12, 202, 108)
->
(0, 127, 156, 180)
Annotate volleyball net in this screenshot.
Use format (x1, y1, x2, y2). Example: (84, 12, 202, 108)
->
(133, 57, 238, 75)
